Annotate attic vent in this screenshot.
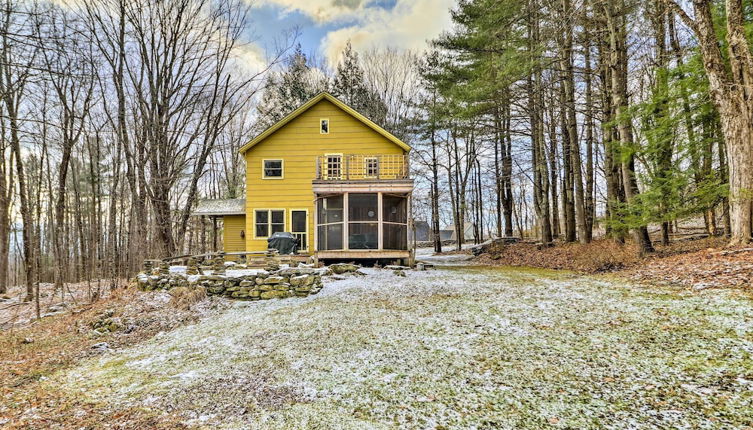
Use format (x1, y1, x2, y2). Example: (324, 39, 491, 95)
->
(320, 119, 329, 134)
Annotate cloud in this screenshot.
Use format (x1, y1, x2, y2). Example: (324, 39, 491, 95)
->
(233, 42, 271, 75)
(255, 0, 455, 65)
(320, 0, 455, 65)
(254, 0, 372, 23)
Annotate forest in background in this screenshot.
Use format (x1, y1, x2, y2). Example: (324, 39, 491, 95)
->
(1, 0, 753, 303)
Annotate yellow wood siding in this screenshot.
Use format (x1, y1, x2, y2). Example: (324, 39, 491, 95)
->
(223, 215, 246, 254)
(244, 98, 406, 253)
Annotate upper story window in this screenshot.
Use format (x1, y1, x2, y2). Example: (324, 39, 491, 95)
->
(320, 119, 329, 134)
(364, 157, 379, 178)
(325, 154, 342, 179)
(263, 159, 283, 179)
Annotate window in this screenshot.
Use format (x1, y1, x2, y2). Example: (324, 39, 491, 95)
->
(325, 154, 342, 179)
(255, 209, 284, 238)
(263, 159, 283, 179)
(364, 157, 379, 178)
(320, 118, 329, 134)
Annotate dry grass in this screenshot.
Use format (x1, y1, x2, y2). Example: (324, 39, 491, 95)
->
(0, 285, 228, 429)
(169, 286, 207, 310)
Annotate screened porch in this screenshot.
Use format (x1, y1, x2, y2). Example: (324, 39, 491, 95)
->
(316, 193, 409, 253)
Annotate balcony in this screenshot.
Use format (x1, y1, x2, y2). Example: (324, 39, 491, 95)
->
(313, 154, 413, 194)
(315, 154, 409, 181)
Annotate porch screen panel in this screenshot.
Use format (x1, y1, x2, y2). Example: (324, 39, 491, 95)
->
(349, 223, 378, 249)
(348, 194, 378, 249)
(318, 224, 343, 250)
(383, 195, 408, 250)
(384, 224, 407, 250)
(317, 195, 343, 224)
(348, 194, 378, 221)
(317, 196, 344, 250)
(383, 195, 407, 223)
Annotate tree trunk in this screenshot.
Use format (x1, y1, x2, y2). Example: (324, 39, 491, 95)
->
(5, 103, 34, 300)
(430, 135, 442, 253)
(559, 0, 587, 243)
(596, 4, 626, 243)
(502, 107, 514, 237)
(0, 145, 11, 294)
(605, 0, 653, 254)
(559, 81, 576, 242)
(529, 0, 552, 244)
(668, 0, 753, 244)
(494, 106, 503, 238)
(583, 21, 595, 243)
(547, 101, 561, 239)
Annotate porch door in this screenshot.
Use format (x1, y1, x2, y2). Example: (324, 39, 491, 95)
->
(291, 210, 308, 251)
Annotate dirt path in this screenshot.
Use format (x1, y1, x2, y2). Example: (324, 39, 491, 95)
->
(51, 267, 753, 429)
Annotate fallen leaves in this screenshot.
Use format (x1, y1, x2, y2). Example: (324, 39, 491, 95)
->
(627, 242, 753, 290)
(476, 239, 641, 273)
(0, 287, 230, 429)
(476, 237, 752, 291)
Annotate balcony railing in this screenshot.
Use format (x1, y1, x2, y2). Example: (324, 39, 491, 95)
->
(315, 154, 410, 181)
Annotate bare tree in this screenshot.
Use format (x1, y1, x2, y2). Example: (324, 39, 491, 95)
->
(1, 0, 38, 301)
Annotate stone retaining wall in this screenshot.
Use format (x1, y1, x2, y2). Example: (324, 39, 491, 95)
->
(136, 267, 324, 301)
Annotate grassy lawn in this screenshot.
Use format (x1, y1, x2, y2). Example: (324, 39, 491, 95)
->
(55, 267, 753, 429)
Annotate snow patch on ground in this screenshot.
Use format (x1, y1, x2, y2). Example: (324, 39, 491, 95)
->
(57, 266, 753, 429)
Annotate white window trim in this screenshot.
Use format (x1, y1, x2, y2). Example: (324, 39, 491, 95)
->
(324, 153, 343, 180)
(364, 156, 379, 178)
(262, 159, 284, 180)
(253, 208, 286, 239)
(320, 118, 330, 134)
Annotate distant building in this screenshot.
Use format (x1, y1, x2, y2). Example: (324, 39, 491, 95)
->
(442, 223, 480, 242)
(413, 221, 430, 242)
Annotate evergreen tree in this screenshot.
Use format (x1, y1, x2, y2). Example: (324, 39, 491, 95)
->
(331, 41, 387, 124)
(256, 44, 327, 129)
(429, 0, 529, 240)
(613, 52, 727, 239)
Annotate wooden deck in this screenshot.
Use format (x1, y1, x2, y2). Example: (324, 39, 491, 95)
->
(316, 250, 411, 262)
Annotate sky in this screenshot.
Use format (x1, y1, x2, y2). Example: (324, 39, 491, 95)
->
(245, 0, 456, 67)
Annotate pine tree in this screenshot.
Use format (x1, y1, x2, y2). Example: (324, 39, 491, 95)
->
(256, 44, 327, 129)
(331, 41, 387, 124)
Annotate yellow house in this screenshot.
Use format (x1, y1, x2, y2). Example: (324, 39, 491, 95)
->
(194, 92, 414, 265)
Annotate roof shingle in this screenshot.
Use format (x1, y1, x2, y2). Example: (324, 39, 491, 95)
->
(192, 199, 246, 216)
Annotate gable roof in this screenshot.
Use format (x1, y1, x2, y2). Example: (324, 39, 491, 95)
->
(240, 92, 411, 154)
